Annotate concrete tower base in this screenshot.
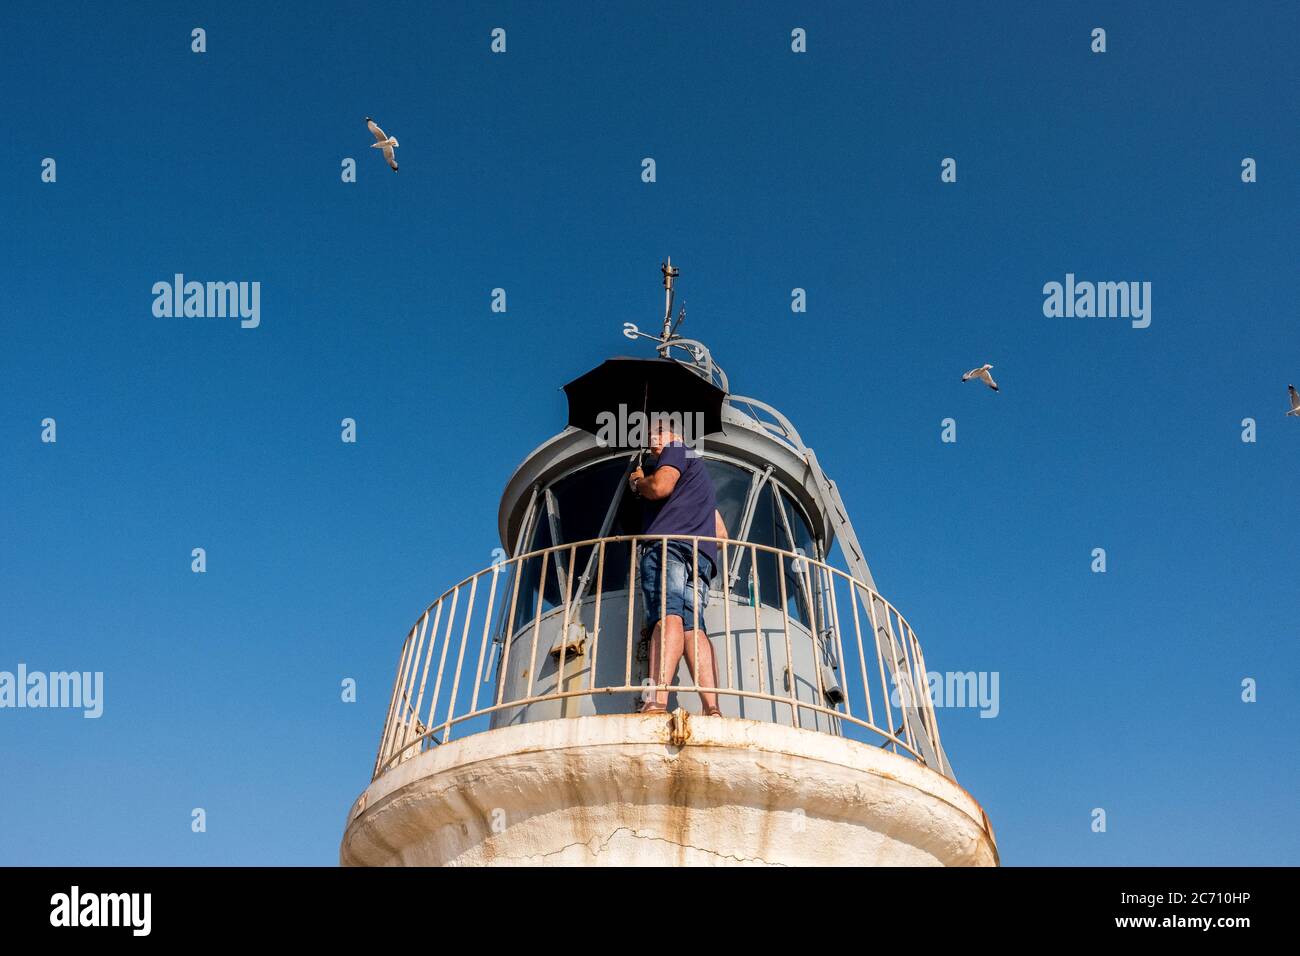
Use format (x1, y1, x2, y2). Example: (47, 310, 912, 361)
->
(342, 714, 997, 866)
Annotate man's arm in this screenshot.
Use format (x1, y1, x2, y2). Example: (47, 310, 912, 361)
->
(714, 509, 728, 540)
(629, 464, 681, 501)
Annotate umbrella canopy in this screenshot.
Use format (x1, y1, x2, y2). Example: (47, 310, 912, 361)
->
(562, 356, 725, 448)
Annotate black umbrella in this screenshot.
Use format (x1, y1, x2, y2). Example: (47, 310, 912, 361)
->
(562, 356, 725, 449)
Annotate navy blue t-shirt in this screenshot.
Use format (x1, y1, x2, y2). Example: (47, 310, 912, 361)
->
(641, 443, 718, 569)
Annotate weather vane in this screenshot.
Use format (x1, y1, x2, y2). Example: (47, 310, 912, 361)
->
(658, 258, 681, 355)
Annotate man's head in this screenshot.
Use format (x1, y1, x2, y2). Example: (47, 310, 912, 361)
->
(647, 412, 682, 456)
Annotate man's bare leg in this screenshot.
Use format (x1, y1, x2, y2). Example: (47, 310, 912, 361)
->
(643, 615, 685, 713)
(683, 630, 722, 715)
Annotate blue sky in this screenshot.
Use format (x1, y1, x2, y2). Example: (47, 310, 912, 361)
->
(1, 1, 1296, 865)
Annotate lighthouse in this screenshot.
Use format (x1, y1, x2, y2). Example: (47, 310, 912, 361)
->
(340, 265, 998, 866)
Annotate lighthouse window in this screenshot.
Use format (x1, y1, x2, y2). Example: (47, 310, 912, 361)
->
(778, 489, 818, 627)
(779, 490, 816, 568)
(551, 457, 643, 602)
(511, 506, 557, 634)
(727, 482, 813, 627)
(702, 459, 752, 537)
(512, 458, 641, 631)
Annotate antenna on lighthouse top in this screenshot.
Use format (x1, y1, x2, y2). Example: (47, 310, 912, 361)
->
(658, 258, 681, 356)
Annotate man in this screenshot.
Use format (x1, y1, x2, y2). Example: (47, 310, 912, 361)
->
(629, 415, 728, 716)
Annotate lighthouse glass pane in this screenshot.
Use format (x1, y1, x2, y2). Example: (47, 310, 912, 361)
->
(512, 458, 639, 633)
(511, 508, 557, 634)
(552, 458, 642, 600)
(702, 458, 751, 536)
(780, 490, 815, 560)
(726, 483, 811, 626)
(779, 489, 817, 627)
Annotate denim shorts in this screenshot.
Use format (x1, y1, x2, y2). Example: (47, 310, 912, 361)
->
(639, 541, 716, 629)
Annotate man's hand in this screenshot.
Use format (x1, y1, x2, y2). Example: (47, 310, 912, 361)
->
(629, 467, 645, 494)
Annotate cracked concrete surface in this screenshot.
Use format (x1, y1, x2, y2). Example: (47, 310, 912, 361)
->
(341, 714, 998, 867)
(486, 826, 786, 867)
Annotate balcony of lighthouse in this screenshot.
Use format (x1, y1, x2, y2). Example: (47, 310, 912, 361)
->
(340, 388, 998, 866)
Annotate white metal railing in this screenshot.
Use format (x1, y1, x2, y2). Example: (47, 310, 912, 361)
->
(371, 534, 949, 782)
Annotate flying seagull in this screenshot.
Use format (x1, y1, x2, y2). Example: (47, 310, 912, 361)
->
(365, 116, 399, 172)
(1287, 384, 1300, 417)
(961, 364, 999, 392)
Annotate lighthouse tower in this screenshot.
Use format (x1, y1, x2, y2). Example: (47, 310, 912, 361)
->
(340, 267, 998, 866)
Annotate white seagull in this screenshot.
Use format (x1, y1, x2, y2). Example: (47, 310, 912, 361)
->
(961, 364, 999, 392)
(1287, 384, 1300, 417)
(365, 116, 399, 172)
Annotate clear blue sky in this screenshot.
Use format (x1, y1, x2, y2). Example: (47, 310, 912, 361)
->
(1, 1, 1296, 866)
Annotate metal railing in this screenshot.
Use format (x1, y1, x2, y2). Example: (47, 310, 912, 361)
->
(371, 534, 950, 782)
